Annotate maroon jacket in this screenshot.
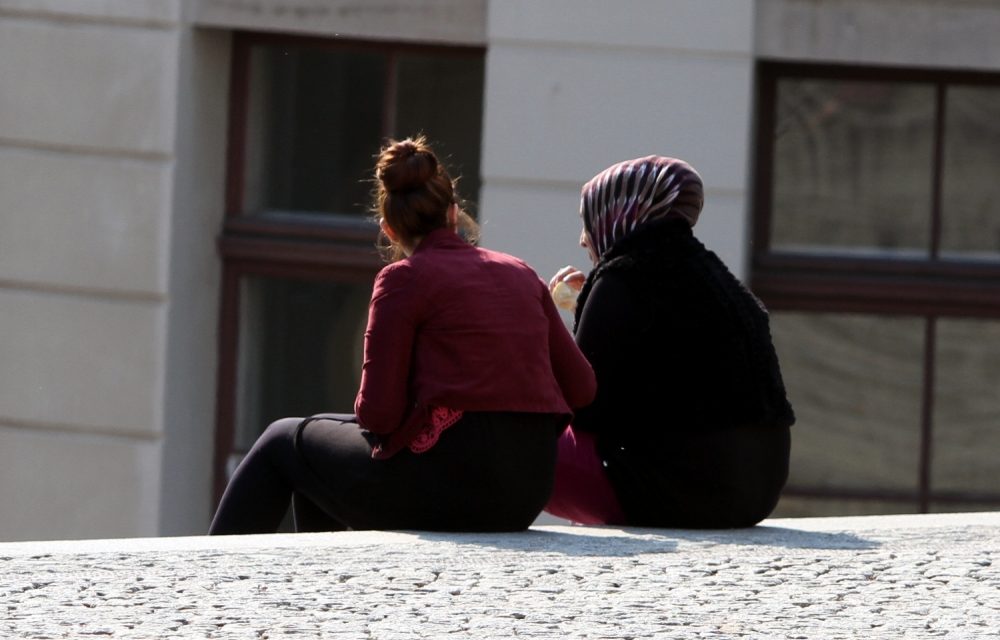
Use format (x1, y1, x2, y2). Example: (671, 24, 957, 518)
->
(354, 228, 596, 457)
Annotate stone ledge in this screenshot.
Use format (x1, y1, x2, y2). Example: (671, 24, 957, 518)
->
(2, 512, 998, 638)
(191, 0, 487, 46)
(0, 0, 181, 29)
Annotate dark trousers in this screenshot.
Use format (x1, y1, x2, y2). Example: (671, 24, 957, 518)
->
(209, 412, 563, 535)
(603, 424, 792, 528)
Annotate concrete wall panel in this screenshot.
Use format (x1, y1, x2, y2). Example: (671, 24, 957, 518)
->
(696, 191, 750, 280)
(489, 0, 753, 54)
(480, 1, 756, 315)
(0, 428, 160, 541)
(157, 29, 230, 536)
(0, 289, 164, 437)
(192, 0, 486, 45)
(482, 45, 753, 191)
(479, 180, 585, 293)
(0, 148, 170, 295)
(0, 19, 178, 154)
(756, 0, 1000, 71)
(0, 0, 180, 26)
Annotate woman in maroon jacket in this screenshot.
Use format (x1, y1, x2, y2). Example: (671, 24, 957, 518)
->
(209, 137, 596, 534)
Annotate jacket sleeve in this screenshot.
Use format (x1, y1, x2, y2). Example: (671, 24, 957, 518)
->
(541, 280, 597, 409)
(354, 263, 420, 435)
(570, 271, 636, 432)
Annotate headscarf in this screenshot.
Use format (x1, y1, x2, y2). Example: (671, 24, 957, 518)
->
(580, 156, 704, 258)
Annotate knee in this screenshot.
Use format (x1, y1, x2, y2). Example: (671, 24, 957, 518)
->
(252, 417, 302, 455)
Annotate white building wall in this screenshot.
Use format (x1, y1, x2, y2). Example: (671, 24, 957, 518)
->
(0, 1, 182, 541)
(157, 25, 230, 537)
(191, 0, 486, 45)
(478, 0, 757, 286)
(756, 0, 1000, 70)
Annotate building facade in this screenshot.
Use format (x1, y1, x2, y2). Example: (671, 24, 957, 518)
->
(0, 0, 997, 541)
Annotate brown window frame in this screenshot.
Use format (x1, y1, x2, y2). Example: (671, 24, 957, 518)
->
(751, 61, 1000, 513)
(212, 31, 486, 502)
(752, 62, 1000, 318)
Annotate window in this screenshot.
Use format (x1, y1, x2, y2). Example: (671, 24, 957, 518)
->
(752, 63, 1000, 516)
(213, 32, 485, 500)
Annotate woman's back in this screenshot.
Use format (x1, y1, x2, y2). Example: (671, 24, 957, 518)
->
(572, 217, 793, 440)
(356, 228, 595, 453)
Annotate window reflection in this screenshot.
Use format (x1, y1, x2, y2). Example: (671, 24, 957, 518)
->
(770, 312, 924, 492)
(245, 47, 385, 217)
(931, 318, 1000, 495)
(235, 277, 371, 452)
(396, 53, 485, 216)
(941, 86, 1000, 261)
(772, 495, 915, 518)
(756, 65, 1000, 518)
(772, 79, 935, 257)
(242, 45, 485, 220)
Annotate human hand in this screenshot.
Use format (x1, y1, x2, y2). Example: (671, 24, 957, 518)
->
(549, 266, 586, 311)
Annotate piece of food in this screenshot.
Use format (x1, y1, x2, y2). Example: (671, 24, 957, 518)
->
(552, 280, 580, 311)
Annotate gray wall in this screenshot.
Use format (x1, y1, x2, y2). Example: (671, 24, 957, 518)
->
(478, 0, 756, 287)
(0, 0, 182, 540)
(756, 0, 1000, 69)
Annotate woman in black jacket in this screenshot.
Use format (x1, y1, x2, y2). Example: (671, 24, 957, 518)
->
(544, 156, 795, 528)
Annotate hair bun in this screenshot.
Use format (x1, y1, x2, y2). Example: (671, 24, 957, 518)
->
(377, 137, 439, 193)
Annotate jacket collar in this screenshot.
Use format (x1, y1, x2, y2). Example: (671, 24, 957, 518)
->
(411, 227, 468, 254)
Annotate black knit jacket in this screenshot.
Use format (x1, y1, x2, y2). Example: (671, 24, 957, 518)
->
(571, 217, 795, 525)
(573, 216, 793, 434)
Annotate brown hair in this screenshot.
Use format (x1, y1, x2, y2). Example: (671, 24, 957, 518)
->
(373, 135, 479, 262)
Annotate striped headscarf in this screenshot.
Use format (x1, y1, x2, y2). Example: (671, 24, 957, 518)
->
(581, 156, 704, 258)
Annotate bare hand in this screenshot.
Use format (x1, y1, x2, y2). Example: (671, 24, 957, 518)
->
(548, 266, 586, 294)
(549, 266, 586, 311)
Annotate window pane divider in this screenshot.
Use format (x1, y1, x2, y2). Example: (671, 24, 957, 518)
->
(929, 84, 947, 260)
(918, 316, 937, 513)
(223, 213, 379, 243)
(754, 270, 1000, 318)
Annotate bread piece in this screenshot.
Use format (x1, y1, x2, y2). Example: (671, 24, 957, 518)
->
(552, 281, 580, 311)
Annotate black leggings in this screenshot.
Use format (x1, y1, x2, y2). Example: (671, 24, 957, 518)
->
(209, 412, 563, 535)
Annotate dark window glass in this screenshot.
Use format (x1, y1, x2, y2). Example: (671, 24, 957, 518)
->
(242, 45, 485, 220)
(245, 48, 385, 217)
(931, 318, 1000, 496)
(754, 64, 1000, 517)
(772, 79, 935, 257)
(234, 277, 369, 454)
(396, 52, 485, 214)
(941, 86, 1000, 261)
(771, 313, 924, 493)
(773, 496, 916, 518)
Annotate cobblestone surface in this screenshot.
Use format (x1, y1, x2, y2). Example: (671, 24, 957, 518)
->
(1, 513, 998, 639)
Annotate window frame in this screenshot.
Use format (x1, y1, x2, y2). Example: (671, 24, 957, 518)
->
(751, 61, 1000, 513)
(212, 31, 486, 502)
(752, 61, 1000, 318)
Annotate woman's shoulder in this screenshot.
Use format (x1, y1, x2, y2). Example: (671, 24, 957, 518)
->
(473, 246, 546, 286)
(372, 259, 420, 300)
(376, 257, 417, 281)
(476, 245, 532, 267)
